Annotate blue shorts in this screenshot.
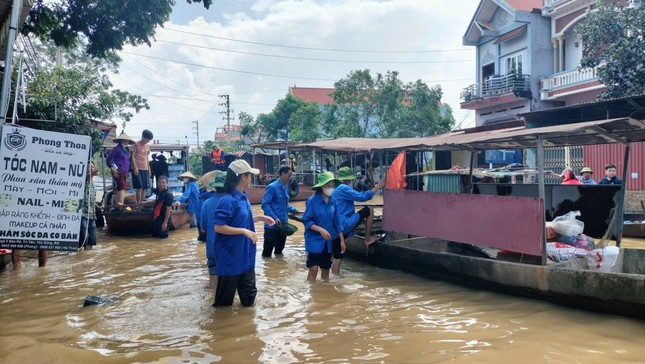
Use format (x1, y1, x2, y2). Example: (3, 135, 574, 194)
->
(207, 257, 217, 275)
(306, 251, 332, 269)
(132, 170, 150, 189)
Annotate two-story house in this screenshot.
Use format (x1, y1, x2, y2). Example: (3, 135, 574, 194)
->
(461, 0, 554, 126)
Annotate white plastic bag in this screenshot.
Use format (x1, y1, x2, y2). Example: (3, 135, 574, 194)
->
(547, 211, 584, 237)
(586, 246, 620, 272)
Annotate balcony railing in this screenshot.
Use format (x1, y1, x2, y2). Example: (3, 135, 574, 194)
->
(540, 66, 600, 91)
(544, 0, 566, 6)
(461, 74, 531, 103)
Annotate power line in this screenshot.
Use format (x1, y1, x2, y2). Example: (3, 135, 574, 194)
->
(122, 51, 339, 82)
(164, 26, 473, 54)
(155, 39, 474, 64)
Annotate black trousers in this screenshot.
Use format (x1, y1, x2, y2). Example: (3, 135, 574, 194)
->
(213, 270, 257, 307)
(152, 216, 171, 238)
(262, 228, 287, 257)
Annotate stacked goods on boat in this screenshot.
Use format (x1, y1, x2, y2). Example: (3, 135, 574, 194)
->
(542, 210, 620, 271)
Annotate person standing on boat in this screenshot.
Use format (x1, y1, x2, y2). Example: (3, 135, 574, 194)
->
(261, 165, 299, 257)
(152, 176, 173, 239)
(79, 161, 98, 250)
(561, 168, 582, 185)
(331, 166, 385, 274)
(106, 132, 135, 207)
(598, 163, 623, 185)
(578, 167, 596, 184)
(131, 129, 153, 209)
(175, 172, 200, 228)
(303, 172, 344, 282)
(211, 145, 227, 171)
(213, 160, 274, 307)
(200, 171, 227, 291)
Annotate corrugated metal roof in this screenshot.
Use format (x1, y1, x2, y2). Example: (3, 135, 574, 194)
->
(250, 118, 645, 153)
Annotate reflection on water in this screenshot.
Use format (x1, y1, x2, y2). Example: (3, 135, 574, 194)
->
(1, 203, 645, 363)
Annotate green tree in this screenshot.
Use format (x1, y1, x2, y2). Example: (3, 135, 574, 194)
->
(188, 151, 203, 176)
(12, 41, 149, 152)
(251, 93, 321, 143)
(289, 103, 321, 142)
(25, 0, 213, 58)
(576, 1, 645, 99)
(331, 69, 377, 137)
(325, 69, 454, 138)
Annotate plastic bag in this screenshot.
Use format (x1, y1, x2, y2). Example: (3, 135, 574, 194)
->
(546, 211, 584, 237)
(547, 242, 588, 262)
(586, 246, 620, 272)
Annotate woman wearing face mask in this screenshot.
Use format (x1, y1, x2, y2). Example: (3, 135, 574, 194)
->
(302, 172, 344, 282)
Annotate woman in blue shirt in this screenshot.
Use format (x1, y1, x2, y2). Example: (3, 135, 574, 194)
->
(302, 172, 344, 282)
(200, 171, 227, 291)
(175, 171, 200, 228)
(213, 160, 274, 307)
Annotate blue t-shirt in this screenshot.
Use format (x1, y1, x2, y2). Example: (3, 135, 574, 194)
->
(178, 181, 201, 215)
(332, 183, 374, 236)
(213, 189, 256, 276)
(261, 179, 297, 229)
(201, 193, 225, 260)
(302, 193, 343, 254)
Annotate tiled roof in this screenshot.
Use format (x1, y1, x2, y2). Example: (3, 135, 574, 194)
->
(289, 87, 335, 104)
(504, 0, 542, 11)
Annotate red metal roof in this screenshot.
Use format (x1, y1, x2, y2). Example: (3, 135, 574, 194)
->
(289, 87, 335, 104)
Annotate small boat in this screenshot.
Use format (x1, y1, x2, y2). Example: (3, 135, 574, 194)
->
(103, 205, 191, 235)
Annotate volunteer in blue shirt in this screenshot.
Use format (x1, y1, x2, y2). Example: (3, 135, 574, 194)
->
(331, 166, 385, 274)
(200, 171, 227, 292)
(261, 165, 299, 257)
(213, 160, 274, 307)
(302, 172, 344, 282)
(175, 171, 201, 228)
(577, 167, 596, 185)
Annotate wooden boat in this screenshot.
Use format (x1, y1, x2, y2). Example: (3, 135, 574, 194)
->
(103, 205, 191, 235)
(624, 213, 645, 238)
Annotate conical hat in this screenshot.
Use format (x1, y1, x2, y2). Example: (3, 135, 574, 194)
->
(178, 171, 197, 180)
(114, 131, 134, 143)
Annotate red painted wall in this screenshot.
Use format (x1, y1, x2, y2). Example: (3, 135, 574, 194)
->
(383, 189, 544, 256)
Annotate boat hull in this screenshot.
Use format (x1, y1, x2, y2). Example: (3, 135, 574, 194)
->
(104, 208, 191, 235)
(344, 234, 645, 320)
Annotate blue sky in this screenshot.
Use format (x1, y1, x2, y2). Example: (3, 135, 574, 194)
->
(110, 0, 478, 146)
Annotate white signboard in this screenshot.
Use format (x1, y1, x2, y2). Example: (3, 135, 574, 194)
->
(0, 126, 91, 251)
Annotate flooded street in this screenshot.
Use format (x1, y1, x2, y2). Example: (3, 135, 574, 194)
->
(2, 202, 645, 363)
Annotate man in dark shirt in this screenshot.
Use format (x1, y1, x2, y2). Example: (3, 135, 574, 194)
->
(152, 176, 173, 238)
(598, 163, 623, 185)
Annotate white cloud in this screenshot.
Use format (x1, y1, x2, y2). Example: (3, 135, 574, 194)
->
(110, 0, 478, 146)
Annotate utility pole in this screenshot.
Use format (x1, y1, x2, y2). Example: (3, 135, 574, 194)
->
(192, 120, 200, 149)
(219, 94, 233, 143)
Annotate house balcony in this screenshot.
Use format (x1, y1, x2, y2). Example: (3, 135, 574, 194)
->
(460, 74, 532, 110)
(540, 66, 604, 101)
(544, 0, 565, 6)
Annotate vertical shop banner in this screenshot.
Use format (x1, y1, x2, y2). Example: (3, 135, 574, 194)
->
(0, 126, 91, 251)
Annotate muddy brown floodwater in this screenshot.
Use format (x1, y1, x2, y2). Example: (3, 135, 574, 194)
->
(1, 201, 645, 363)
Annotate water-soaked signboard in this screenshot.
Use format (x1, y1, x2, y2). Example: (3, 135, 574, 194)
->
(0, 126, 90, 251)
